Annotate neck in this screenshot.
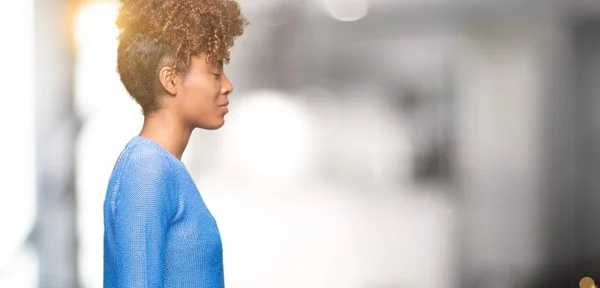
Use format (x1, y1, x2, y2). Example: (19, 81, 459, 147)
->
(139, 109, 193, 160)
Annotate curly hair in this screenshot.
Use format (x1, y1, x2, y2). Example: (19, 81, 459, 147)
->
(116, 0, 248, 115)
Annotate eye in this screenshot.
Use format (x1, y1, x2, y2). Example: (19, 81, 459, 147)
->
(213, 73, 221, 80)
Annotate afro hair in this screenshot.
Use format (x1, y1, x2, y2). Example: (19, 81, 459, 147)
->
(116, 0, 248, 115)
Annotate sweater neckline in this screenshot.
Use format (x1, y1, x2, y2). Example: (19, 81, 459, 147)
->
(128, 135, 186, 166)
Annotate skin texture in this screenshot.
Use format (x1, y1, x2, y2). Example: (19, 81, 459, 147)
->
(161, 54, 232, 131)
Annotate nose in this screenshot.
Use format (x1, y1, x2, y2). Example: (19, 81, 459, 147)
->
(222, 74, 233, 95)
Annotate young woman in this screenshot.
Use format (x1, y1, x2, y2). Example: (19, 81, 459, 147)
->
(103, 0, 247, 287)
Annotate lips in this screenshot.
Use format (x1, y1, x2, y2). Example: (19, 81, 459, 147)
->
(220, 101, 229, 113)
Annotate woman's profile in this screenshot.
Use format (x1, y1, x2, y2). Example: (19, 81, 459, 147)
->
(103, 0, 247, 287)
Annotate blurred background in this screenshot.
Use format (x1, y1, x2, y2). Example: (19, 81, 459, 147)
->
(2, 0, 600, 287)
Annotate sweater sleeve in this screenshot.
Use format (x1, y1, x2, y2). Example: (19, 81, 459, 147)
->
(113, 152, 175, 287)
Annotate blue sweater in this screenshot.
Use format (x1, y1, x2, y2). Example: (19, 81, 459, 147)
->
(103, 136, 224, 287)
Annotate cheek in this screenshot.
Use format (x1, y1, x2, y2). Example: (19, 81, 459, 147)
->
(180, 75, 219, 101)
(178, 77, 220, 115)
(180, 78, 207, 105)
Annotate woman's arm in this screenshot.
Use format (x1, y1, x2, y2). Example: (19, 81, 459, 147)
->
(113, 152, 175, 287)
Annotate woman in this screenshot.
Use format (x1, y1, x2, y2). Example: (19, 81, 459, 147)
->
(103, 0, 247, 287)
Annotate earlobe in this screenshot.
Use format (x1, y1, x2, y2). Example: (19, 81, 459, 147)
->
(159, 66, 178, 95)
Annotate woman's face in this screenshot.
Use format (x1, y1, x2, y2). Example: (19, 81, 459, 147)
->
(175, 53, 233, 130)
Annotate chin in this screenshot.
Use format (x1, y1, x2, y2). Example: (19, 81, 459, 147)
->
(197, 119, 225, 130)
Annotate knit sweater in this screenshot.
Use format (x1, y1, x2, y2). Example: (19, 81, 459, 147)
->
(103, 136, 224, 287)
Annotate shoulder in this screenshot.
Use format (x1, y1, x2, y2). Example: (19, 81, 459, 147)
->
(123, 144, 174, 177)
(115, 139, 180, 199)
(107, 139, 176, 197)
(113, 146, 180, 217)
(107, 138, 185, 221)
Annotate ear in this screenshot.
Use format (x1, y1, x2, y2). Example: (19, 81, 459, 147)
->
(158, 66, 178, 95)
